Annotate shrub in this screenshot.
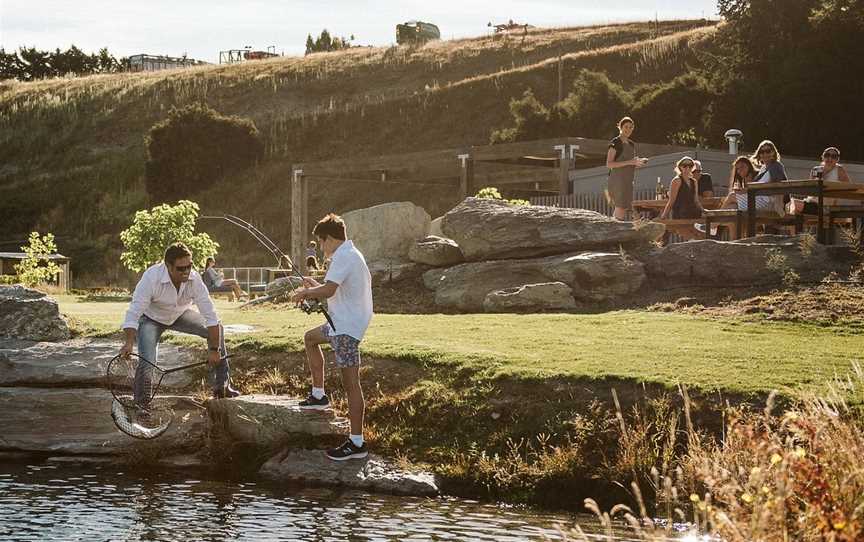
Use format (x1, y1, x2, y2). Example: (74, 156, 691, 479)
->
(14, 232, 61, 287)
(145, 103, 263, 203)
(119, 200, 219, 273)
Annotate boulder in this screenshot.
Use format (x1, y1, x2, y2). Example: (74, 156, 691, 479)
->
(207, 395, 348, 447)
(0, 285, 70, 342)
(408, 235, 464, 267)
(637, 235, 857, 286)
(343, 202, 431, 264)
(0, 339, 198, 388)
(483, 282, 576, 312)
(259, 448, 439, 496)
(0, 388, 206, 454)
(429, 216, 444, 237)
(368, 261, 428, 285)
(423, 252, 646, 311)
(441, 198, 665, 261)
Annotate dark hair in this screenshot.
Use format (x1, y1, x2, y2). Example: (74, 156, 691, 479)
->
(205, 257, 215, 267)
(312, 213, 347, 241)
(731, 156, 757, 190)
(618, 116, 634, 129)
(164, 242, 192, 265)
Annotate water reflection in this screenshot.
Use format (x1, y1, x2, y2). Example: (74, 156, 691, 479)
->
(0, 462, 576, 541)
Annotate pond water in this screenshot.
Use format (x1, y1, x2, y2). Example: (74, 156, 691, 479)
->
(0, 460, 595, 541)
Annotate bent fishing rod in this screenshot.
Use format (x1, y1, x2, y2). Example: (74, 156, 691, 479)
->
(199, 214, 335, 330)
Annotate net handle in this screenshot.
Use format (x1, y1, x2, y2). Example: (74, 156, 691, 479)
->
(160, 354, 232, 375)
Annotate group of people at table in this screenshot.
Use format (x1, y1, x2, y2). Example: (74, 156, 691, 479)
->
(605, 116, 855, 240)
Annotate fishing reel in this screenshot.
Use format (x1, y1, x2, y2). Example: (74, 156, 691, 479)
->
(298, 298, 326, 315)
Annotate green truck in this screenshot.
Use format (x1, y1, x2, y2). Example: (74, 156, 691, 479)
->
(396, 21, 441, 45)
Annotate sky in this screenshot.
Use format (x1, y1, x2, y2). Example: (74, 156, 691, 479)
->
(0, 0, 719, 63)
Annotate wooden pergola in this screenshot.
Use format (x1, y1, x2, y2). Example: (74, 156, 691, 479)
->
(288, 137, 690, 265)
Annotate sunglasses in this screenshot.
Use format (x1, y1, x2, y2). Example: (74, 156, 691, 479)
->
(824, 153, 839, 159)
(680, 163, 694, 168)
(173, 264, 193, 272)
(758, 148, 773, 154)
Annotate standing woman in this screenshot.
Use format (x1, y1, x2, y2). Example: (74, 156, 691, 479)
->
(606, 117, 648, 220)
(660, 156, 704, 239)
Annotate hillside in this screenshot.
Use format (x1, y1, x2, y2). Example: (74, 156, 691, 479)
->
(0, 20, 719, 285)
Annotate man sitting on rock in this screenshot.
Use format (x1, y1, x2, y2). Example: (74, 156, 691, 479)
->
(291, 213, 373, 461)
(119, 242, 240, 399)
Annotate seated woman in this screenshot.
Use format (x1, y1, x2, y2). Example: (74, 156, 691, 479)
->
(659, 156, 704, 240)
(788, 146, 854, 215)
(203, 257, 248, 300)
(721, 143, 786, 216)
(720, 156, 757, 209)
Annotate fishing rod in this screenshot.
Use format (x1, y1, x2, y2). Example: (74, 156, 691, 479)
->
(199, 215, 335, 330)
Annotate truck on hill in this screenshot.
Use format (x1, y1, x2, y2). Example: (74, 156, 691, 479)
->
(396, 21, 440, 45)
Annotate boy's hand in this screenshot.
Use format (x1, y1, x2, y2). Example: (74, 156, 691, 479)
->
(291, 289, 307, 304)
(302, 276, 320, 288)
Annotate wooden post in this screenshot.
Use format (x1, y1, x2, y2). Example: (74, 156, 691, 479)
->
(290, 167, 307, 270)
(554, 144, 572, 195)
(458, 153, 474, 200)
(557, 54, 564, 103)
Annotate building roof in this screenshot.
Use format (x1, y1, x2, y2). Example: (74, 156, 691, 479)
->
(0, 252, 70, 261)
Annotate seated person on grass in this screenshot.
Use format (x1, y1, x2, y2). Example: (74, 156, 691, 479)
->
(203, 257, 247, 300)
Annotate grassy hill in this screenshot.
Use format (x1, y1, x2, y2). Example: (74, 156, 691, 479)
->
(0, 20, 719, 285)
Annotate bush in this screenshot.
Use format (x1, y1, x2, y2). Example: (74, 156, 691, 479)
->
(145, 103, 263, 203)
(14, 232, 61, 287)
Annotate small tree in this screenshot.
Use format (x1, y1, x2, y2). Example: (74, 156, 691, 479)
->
(120, 200, 219, 273)
(14, 232, 61, 287)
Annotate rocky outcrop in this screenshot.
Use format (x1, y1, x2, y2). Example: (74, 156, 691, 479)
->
(441, 198, 665, 261)
(0, 388, 205, 454)
(0, 339, 197, 388)
(0, 285, 70, 342)
(343, 202, 431, 264)
(260, 448, 439, 497)
(429, 216, 444, 237)
(483, 282, 576, 312)
(208, 395, 348, 447)
(408, 236, 464, 267)
(423, 252, 645, 311)
(638, 234, 857, 286)
(265, 276, 303, 296)
(368, 261, 429, 285)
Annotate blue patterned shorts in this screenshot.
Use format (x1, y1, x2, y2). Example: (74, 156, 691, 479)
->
(320, 324, 361, 368)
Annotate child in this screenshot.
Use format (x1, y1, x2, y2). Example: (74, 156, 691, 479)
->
(305, 241, 319, 271)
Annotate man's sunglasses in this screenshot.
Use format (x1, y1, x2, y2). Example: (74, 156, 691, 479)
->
(173, 264, 193, 272)
(824, 153, 839, 159)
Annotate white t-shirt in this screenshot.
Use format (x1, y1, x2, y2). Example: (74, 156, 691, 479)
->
(324, 240, 373, 341)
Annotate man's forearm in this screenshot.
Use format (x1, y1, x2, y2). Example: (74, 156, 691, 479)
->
(123, 328, 136, 345)
(303, 283, 337, 299)
(207, 326, 221, 350)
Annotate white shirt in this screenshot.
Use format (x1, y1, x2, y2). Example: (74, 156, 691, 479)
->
(324, 240, 373, 341)
(121, 262, 219, 330)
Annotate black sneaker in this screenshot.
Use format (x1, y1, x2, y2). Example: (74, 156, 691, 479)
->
(326, 440, 368, 461)
(298, 394, 330, 410)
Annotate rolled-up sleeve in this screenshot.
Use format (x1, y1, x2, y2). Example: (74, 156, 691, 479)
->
(192, 276, 220, 327)
(122, 272, 153, 330)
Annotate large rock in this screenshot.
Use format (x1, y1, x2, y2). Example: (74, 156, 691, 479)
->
(259, 448, 439, 496)
(483, 282, 577, 312)
(0, 339, 198, 388)
(343, 202, 431, 264)
(441, 198, 665, 261)
(0, 285, 70, 342)
(265, 276, 303, 296)
(408, 235, 464, 267)
(423, 252, 645, 311)
(637, 235, 857, 286)
(207, 395, 348, 447)
(368, 261, 429, 285)
(0, 388, 206, 454)
(429, 216, 444, 237)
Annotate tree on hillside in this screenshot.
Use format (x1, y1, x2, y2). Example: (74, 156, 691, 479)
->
(305, 29, 354, 54)
(120, 200, 219, 273)
(144, 103, 264, 204)
(709, 0, 864, 158)
(0, 45, 125, 81)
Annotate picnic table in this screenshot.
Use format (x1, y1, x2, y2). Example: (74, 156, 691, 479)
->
(744, 180, 864, 242)
(632, 196, 724, 217)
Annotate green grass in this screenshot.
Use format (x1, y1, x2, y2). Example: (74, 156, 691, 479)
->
(57, 295, 863, 397)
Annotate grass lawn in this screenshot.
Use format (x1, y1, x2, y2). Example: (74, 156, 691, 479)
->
(57, 295, 863, 397)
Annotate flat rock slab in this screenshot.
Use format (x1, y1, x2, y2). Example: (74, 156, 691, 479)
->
(0, 339, 198, 389)
(259, 448, 439, 497)
(0, 388, 206, 454)
(208, 395, 349, 447)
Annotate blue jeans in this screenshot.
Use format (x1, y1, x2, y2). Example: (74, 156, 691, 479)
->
(135, 311, 229, 403)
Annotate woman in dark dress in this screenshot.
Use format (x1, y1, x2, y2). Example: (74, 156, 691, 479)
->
(660, 156, 704, 239)
(605, 116, 648, 220)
